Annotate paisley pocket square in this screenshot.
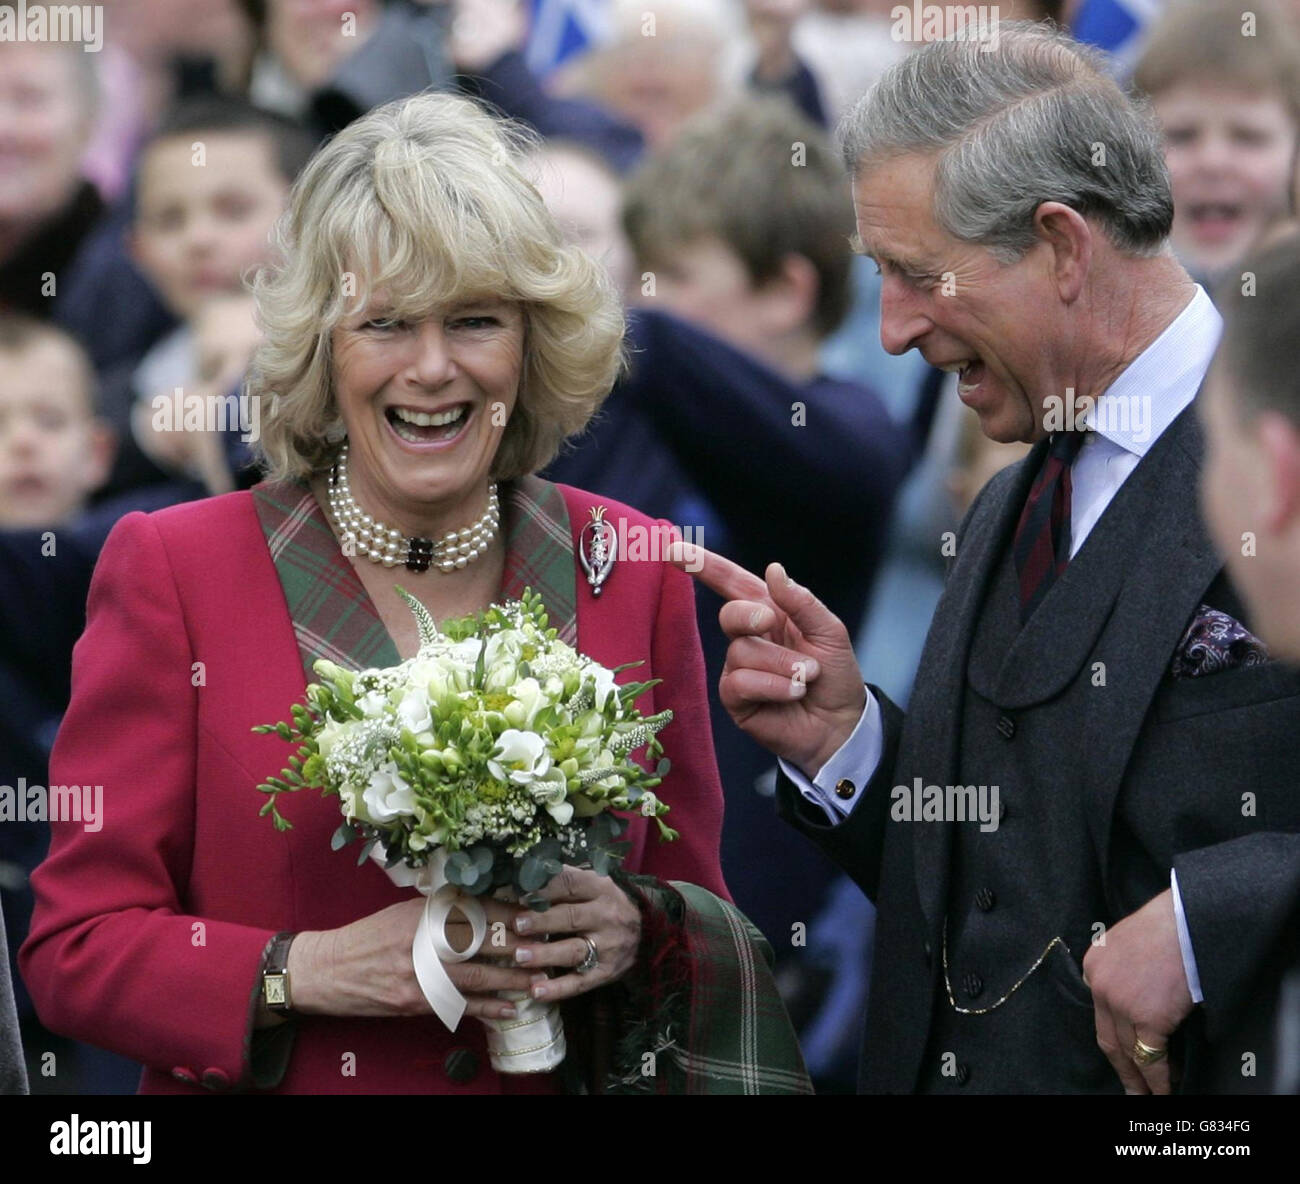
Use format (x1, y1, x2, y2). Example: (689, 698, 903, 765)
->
(1170, 605, 1269, 679)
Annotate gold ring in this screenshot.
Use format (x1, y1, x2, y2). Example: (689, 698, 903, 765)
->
(1132, 1036, 1167, 1067)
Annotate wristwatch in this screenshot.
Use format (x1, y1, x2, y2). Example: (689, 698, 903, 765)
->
(261, 931, 297, 1015)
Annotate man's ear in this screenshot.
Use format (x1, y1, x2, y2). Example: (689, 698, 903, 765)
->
(758, 253, 819, 335)
(1032, 202, 1091, 303)
(1256, 410, 1300, 535)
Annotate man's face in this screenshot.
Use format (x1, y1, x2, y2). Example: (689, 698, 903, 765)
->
(1157, 82, 1297, 280)
(132, 133, 290, 323)
(852, 153, 1066, 443)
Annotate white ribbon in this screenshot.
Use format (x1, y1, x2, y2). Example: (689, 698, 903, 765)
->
(371, 846, 486, 1032)
(369, 844, 567, 1071)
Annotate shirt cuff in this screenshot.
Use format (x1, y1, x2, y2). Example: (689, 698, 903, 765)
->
(777, 689, 883, 823)
(1170, 868, 1204, 1005)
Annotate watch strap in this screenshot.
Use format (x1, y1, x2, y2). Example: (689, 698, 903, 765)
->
(261, 931, 296, 1014)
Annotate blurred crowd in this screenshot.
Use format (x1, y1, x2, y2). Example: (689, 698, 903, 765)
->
(2, 0, 1298, 1093)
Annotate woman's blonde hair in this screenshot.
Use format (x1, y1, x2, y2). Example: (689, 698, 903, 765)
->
(248, 91, 626, 482)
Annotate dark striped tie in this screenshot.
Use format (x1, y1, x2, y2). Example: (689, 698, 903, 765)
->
(1013, 430, 1087, 623)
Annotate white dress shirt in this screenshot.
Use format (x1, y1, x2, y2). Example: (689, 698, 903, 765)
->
(781, 284, 1222, 1000)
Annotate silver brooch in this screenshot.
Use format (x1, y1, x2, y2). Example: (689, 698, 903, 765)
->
(578, 505, 617, 597)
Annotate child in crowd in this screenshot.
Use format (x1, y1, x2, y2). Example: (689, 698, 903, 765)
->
(103, 96, 314, 497)
(0, 317, 112, 529)
(1134, 0, 1300, 286)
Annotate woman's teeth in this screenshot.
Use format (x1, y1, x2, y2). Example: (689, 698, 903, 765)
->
(388, 405, 467, 443)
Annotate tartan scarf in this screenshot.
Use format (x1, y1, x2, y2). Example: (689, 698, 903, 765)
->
(565, 878, 813, 1096)
(251, 473, 577, 686)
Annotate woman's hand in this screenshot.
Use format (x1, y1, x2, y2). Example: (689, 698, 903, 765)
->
(511, 866, 643, 1002)
(286, 897, 540, 1022)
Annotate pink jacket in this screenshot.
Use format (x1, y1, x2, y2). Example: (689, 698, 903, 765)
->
(20, 478, 728, 1093)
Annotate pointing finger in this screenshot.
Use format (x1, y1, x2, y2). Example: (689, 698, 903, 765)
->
(667, 540, 770, 603)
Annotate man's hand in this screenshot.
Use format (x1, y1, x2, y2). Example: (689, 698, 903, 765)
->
(1082, 888, 1195, 1095)
(667, 541, 866, 776)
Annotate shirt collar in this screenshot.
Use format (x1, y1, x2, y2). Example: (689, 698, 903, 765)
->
(1079, 284, 1221, 458)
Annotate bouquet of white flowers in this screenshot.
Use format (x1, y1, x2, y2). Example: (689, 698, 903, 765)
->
(253, 587, 677, 1073)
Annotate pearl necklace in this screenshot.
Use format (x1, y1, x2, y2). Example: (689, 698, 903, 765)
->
(326, 443, 500, 573)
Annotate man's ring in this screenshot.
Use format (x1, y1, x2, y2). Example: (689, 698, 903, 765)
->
(576, 936, 599, 974)
(1132, 1036, 1167, 1067)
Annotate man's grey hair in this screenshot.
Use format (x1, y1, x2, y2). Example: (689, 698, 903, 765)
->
(838, 23, 1173, 262)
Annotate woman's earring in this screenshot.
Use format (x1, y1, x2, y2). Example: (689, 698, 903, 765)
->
(324, 418, 347, 445)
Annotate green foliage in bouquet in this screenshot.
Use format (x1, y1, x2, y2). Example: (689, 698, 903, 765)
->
(254, 587, 677, 903)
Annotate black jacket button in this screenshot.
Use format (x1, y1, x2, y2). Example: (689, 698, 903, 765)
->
(962, 972, 983, 998)
(957, 1063, 971, 1086)
(975, 887, 996, 912)
(996, 714, 1015, 739)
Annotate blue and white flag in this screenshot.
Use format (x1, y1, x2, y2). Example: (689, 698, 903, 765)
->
(525, 0, 612, 77)
(1071, 0, 1166, 78)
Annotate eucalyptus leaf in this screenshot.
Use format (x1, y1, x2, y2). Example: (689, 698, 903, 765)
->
(445, 850, 473, 885)
(519, 855, 548, 892)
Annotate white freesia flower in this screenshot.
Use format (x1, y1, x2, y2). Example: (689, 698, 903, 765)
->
(397, 688, 432, 734)
(504, 678, 546, 729)
(407, 657, 452, 700)
(363, 762, 416, 822)
(488, 729, 551, 785)
(584, 664, 617, 711)
(485, 631, 521, 669)
(357, 689, 388, 718)
(448, 638, 483, 667)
